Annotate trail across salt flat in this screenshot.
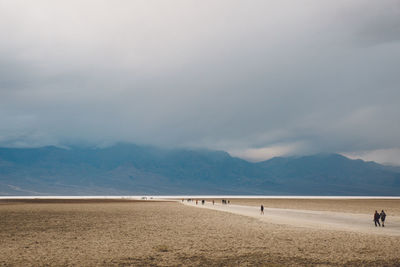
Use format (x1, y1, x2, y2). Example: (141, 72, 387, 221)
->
(182, 201, 400, 236)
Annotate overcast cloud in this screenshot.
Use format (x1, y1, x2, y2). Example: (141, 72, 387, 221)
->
(1, 0, 400, 164)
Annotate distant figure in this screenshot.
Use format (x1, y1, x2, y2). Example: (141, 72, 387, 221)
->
(196, 200, 198, 205)
(260, 205, 264, 215)
(228, 200, 230, 204)
(212, 200, 215, 205)
(374, 210, 381, 227)
(380, 210, 386, 227)
(202, 200, 205, 205)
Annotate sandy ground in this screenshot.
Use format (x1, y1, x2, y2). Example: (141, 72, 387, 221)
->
(183, 200, 400, 236)
(1, 199, 400, 266)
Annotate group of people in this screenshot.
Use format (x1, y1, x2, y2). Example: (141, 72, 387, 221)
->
(221, 199, 230, 204)
(185, 199, 213, 205)
(373, 210, 387, 227)
(184, 199, 229, 205)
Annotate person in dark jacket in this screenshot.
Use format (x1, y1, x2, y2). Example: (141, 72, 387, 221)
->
(380, 210, 386, 227)
(260, 205, 264, 215)
(374, 210, 381, 227)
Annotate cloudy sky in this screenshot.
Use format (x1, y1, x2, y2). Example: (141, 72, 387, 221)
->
(1, 0, 400, 164)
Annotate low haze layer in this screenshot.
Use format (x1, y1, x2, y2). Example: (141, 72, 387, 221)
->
(1, 144, 399, 196)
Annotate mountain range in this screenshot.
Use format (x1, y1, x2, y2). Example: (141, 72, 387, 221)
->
(1, 144, 399, 196)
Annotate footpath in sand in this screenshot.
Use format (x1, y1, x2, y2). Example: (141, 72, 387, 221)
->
(182, 201, 400, 236)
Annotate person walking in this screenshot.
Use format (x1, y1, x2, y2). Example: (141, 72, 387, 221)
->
(380, 210, 386, 227)
(374, 210, 381, 227)
(260, 205, 264, 215)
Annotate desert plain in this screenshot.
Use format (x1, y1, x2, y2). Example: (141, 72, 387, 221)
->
(1, 198, 399, 266)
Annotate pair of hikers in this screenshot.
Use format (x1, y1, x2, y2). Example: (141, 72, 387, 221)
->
(373, 210, 387, 227)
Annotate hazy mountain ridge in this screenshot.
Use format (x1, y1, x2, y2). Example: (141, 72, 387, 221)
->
(0, 144, 399, 196)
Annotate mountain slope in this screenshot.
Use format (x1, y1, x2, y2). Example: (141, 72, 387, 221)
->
(0, 145, 399, 196)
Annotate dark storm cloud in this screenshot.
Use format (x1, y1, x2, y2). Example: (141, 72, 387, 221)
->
(347, 1, 400, 45)
(1, 0, 400, 163)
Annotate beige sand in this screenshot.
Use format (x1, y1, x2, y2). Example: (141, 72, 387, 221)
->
(1, 199, 399, 266)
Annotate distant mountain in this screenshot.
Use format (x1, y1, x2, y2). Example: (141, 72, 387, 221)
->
(0, 144, 399, 196)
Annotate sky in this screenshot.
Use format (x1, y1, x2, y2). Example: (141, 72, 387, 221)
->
(1, 0, 400, 165)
